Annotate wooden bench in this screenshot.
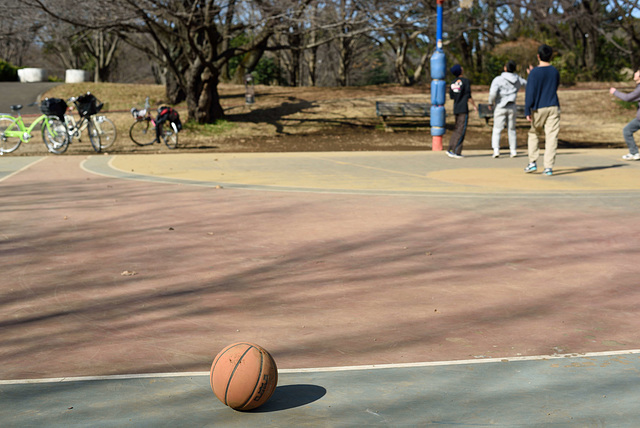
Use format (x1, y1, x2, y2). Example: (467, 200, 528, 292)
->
(375, 101, 430, 131)
(477, 103, 526, 125)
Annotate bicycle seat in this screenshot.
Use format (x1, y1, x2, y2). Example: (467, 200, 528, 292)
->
(10, 105, 23, 111)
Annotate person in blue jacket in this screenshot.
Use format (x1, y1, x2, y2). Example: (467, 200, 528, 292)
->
(610, 69, 640, 160)
(523, 44, 560, 176)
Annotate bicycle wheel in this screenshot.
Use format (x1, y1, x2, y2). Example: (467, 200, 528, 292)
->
(0, 116, 22, 154)
(93, 116, 117, 150)
(86, 120, 101, 153)
(42, 116, 69, 154)
(160, 122, 178, 149)
(129, 119, 155, 146)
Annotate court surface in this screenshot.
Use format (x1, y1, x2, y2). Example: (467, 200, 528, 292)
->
(2, 149, 640, 426)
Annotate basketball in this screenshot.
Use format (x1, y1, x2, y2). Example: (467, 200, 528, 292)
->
(210, 342, 278, 411)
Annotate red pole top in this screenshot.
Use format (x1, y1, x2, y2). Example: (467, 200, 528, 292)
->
(437, 0, 444, 4)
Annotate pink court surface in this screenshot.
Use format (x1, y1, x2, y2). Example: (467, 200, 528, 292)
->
(1, 149, 640, 426)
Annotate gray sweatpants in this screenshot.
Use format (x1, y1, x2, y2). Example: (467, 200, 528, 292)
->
(491, 104, 518, 155)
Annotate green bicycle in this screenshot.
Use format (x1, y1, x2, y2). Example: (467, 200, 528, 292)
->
(0, 98, 70, 155)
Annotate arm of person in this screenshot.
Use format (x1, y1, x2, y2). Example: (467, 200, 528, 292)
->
(524, 72, 536, 119)
(519, 76, 527, 87)
(469, 96, 478, 112)
(488, 79, 498, 107)
(611, 85, 640, 102)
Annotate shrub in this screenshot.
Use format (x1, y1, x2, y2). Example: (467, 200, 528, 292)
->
(0, 60, 19, 81)
(252, 57, 280, 85)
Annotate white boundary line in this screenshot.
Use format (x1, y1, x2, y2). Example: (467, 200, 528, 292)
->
(3, 349, 640, 385)
(0, 157, 46, 183)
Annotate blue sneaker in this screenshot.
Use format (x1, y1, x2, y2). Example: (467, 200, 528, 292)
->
(447, 151, 463, 159)
(543, 168, 553, 176)
(524, 162, 537, 173)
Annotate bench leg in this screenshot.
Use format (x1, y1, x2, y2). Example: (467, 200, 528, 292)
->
(381, 116, 394, 132)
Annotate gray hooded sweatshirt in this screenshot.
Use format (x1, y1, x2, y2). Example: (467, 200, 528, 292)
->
(488, 72, 527, 108)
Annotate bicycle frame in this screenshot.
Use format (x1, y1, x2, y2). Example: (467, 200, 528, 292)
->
(65, 114, 89, 139)
(0, 114, 57, 142)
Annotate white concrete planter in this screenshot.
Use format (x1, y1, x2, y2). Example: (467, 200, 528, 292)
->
(65, 69, 91, 83)
(17, 68, 48, 83)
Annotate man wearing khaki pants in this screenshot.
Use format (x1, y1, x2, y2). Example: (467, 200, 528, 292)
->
(524, 44, 560, 176)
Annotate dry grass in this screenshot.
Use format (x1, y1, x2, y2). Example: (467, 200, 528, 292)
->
(33, 80, 637, 155)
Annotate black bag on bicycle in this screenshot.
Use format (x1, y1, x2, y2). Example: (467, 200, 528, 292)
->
(156, 106, 182, 132)
(40, 98, 68, 120)
(75, 93, 104, 117)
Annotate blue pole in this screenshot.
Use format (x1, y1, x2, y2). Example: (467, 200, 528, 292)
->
(436, 0, 443, 47)
(430, 0, 446, 150)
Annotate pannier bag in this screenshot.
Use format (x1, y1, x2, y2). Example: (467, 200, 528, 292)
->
(74, 93, 103, 117)
(156, 106, 182, 132)
(40, 98, 68, 120)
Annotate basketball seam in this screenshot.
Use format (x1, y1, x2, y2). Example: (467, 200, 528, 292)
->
(211, 342, 247, 382)
(239, 348, 264, 409)
(211, 342, 249, 405)
(226, 344, 255, 407)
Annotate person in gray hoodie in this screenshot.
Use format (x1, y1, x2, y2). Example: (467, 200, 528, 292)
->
(488, 60, 527, 158)
(610, 69, 640, 160)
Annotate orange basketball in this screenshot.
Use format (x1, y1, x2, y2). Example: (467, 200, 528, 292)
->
(210, 342, 278, 411)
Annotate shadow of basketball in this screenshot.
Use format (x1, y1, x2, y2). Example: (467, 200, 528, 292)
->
(252, 384, 327, 412)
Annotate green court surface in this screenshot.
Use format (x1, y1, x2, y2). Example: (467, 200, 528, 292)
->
(2, 351, 639, 427)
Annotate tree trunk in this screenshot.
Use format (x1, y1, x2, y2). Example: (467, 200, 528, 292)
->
(337, 37, 351, 87)
(166, 71, 186, 104)
(232, 46, 267, 84)
(187, 59, 224, 123)
(394, 43, 412, 86)
(306, 45, 318, 86)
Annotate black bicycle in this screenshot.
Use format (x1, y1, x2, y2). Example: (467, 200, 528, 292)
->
(129, 97, 180, 149)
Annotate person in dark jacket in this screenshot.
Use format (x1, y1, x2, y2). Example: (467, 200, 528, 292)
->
(447, 64, 477, 159)
(610, 69, 640, 160)
(524, 44, 560, 176)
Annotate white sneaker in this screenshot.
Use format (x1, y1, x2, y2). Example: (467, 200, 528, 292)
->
(492, 152, 500, 158)
(510, 152, 517, 158)
(622, 153, 640, 160)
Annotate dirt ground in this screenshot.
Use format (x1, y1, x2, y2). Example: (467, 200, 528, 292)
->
(194, 81, 630, 154)
(18, 81, 635, 155)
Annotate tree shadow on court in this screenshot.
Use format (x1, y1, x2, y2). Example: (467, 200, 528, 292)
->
(2, 171, 640, 380)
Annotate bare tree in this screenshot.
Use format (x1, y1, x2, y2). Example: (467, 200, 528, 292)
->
(83, 30, 120, 83)
(366, 0, 436, 85)
(606, 0, 640, 69)
(0, 1, 45, 67)
(26, 0, 317, 123)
